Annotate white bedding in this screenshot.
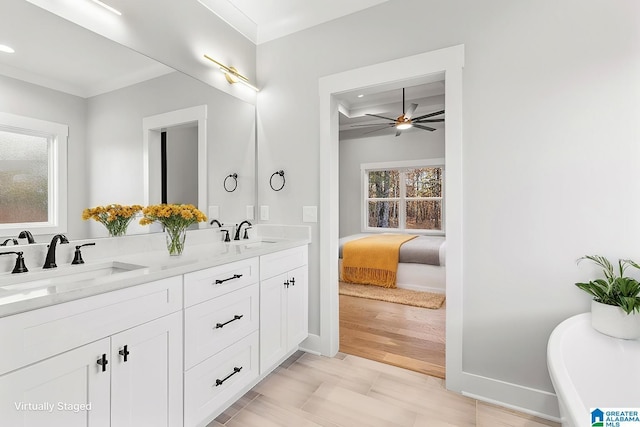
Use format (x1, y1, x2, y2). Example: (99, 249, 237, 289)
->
(338, 233, 446, 293)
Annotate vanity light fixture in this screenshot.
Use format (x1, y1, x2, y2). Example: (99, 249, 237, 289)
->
(89, 0, 122, 16)
(203, 54, 259, 92)
(0, 45, 15, 54)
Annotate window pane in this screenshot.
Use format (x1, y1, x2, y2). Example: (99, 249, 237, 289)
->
(406, 200, 442, 230)
(0, 130, 49, 223)
(368, 201, 398, 228)
(368, 170, 399, 198)
(405, 167, 442, 198)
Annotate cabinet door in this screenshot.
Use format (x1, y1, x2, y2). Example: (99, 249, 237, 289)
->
(0, 338, 110, 427)
(287, 265, 309, 348)
(111, 311, 183, 427)
(259, 273, 287, 373)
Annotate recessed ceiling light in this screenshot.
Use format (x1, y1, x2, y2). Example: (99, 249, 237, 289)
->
(0, 45, 15, 54)
(89, 0, 122, 15)
(357, 94, 364, 98)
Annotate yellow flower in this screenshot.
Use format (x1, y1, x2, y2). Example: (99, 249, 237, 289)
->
(82, 204, 143, 236)
(139, 204, 207, 230)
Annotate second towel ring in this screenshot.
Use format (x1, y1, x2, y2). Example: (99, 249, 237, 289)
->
(224, 173, 238, 192)
(270, 170, 286, 191)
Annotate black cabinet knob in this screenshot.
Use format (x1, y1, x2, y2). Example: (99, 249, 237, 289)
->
(118, 345, 130, 362)
(96, 354, 108, 372)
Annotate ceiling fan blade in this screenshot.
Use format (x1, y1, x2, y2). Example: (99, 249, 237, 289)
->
(395, 129, 402, 137)
(414, 124, 436, 132)
(412, 110, 445, 121)
(365, 113, 397, 121)
(349, 123, 394, 127)
(405, 103, 418, 119)
(414, 118, 445, 123)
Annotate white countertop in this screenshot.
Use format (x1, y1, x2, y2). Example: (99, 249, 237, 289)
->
(0, 231, 310, 318)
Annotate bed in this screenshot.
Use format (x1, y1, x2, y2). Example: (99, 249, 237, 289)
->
(338, 233, 446, 293)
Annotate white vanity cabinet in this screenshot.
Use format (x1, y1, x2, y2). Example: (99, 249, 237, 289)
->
(259, 245, 308, 374)
(183, 257, 260, 427)
(0, 276, 183, 427)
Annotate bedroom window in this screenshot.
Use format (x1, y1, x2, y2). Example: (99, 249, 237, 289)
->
(363, 159, 444, 234)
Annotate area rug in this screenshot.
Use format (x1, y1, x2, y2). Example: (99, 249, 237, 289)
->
(339, 282, 445, 309)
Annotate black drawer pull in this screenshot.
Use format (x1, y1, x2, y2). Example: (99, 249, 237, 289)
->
(96, 354, 108, 372)
(214, 274, 243, 284)
(215, 314, 243, 329)
(118, 345, 130, 362)
(215, 366, 242, 387)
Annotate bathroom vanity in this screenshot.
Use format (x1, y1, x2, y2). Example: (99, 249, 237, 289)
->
(0, 230, 309, 427)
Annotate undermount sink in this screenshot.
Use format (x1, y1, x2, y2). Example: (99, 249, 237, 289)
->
(242, 240, 277, 249)
(0, 261, 146, 292)
(228, 239, 277, 249)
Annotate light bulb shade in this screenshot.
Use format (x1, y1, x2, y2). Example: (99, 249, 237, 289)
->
(396, 122, 413, 130)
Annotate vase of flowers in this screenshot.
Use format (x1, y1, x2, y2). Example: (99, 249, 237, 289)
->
(139, 204, 207, 255)
(82, 204, 143, 237)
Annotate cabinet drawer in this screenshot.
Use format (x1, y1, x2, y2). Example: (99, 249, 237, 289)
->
(260, 245, 308, 280)
(184, 283, 259, 369)
(0, 276, 182, 375)
(183, 257, 259, 307)
(184, 331, 259, 427)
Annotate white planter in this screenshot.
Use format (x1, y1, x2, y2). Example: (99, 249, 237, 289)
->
(591, 300, 640, 339)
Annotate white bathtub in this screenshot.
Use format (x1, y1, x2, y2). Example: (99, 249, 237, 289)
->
(547, 313, 640, 427)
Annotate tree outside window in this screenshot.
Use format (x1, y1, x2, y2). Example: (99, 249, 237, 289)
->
(364, 164, 444, 234)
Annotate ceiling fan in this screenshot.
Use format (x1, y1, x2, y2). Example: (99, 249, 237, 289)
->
(352, 88, 444, 137)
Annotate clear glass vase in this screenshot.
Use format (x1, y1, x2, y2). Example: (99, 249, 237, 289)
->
(165, 227, 187, 256)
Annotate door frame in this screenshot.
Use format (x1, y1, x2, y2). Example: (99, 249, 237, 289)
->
(317, 45, 464, 391)
(142, 105, 207, 224)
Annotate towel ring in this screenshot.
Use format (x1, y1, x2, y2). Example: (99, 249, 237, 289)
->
(269, 170, 285, 191)
(224, 173, 238, 192)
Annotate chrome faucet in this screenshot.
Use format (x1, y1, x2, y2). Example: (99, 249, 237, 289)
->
(43, 234, 69, 269)
(234, 220, 252, 241)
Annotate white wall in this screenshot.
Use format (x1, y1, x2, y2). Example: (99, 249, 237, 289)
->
(257, 0, 640, 418)
(0, 75, 89, 240)
(339, 131, 445, 237)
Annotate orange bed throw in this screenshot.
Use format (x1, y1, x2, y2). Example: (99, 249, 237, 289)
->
(341, 234, 417, 288)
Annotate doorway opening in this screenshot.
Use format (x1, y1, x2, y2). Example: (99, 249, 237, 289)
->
(142, 105, 208, 232)
(318, 45, 464, 391)
(335, 81, 447, 377)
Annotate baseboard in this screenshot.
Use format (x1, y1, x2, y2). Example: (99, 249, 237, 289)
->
(461, 372, 561, 422)
(300, 333, 322, 355)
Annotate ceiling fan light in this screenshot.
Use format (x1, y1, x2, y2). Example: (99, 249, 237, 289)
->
(396, 122, 412, 130)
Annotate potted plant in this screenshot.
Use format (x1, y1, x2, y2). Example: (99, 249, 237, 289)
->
(575, 255, 640, 339)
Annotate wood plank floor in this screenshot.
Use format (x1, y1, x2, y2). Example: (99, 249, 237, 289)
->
(339, 290, 446, 379)
(211, 351, 560, 427)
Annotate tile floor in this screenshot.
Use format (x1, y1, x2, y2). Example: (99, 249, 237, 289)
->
(209, 351, 560, 427)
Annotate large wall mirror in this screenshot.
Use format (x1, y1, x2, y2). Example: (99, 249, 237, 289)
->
(0, 0, 256, 241)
